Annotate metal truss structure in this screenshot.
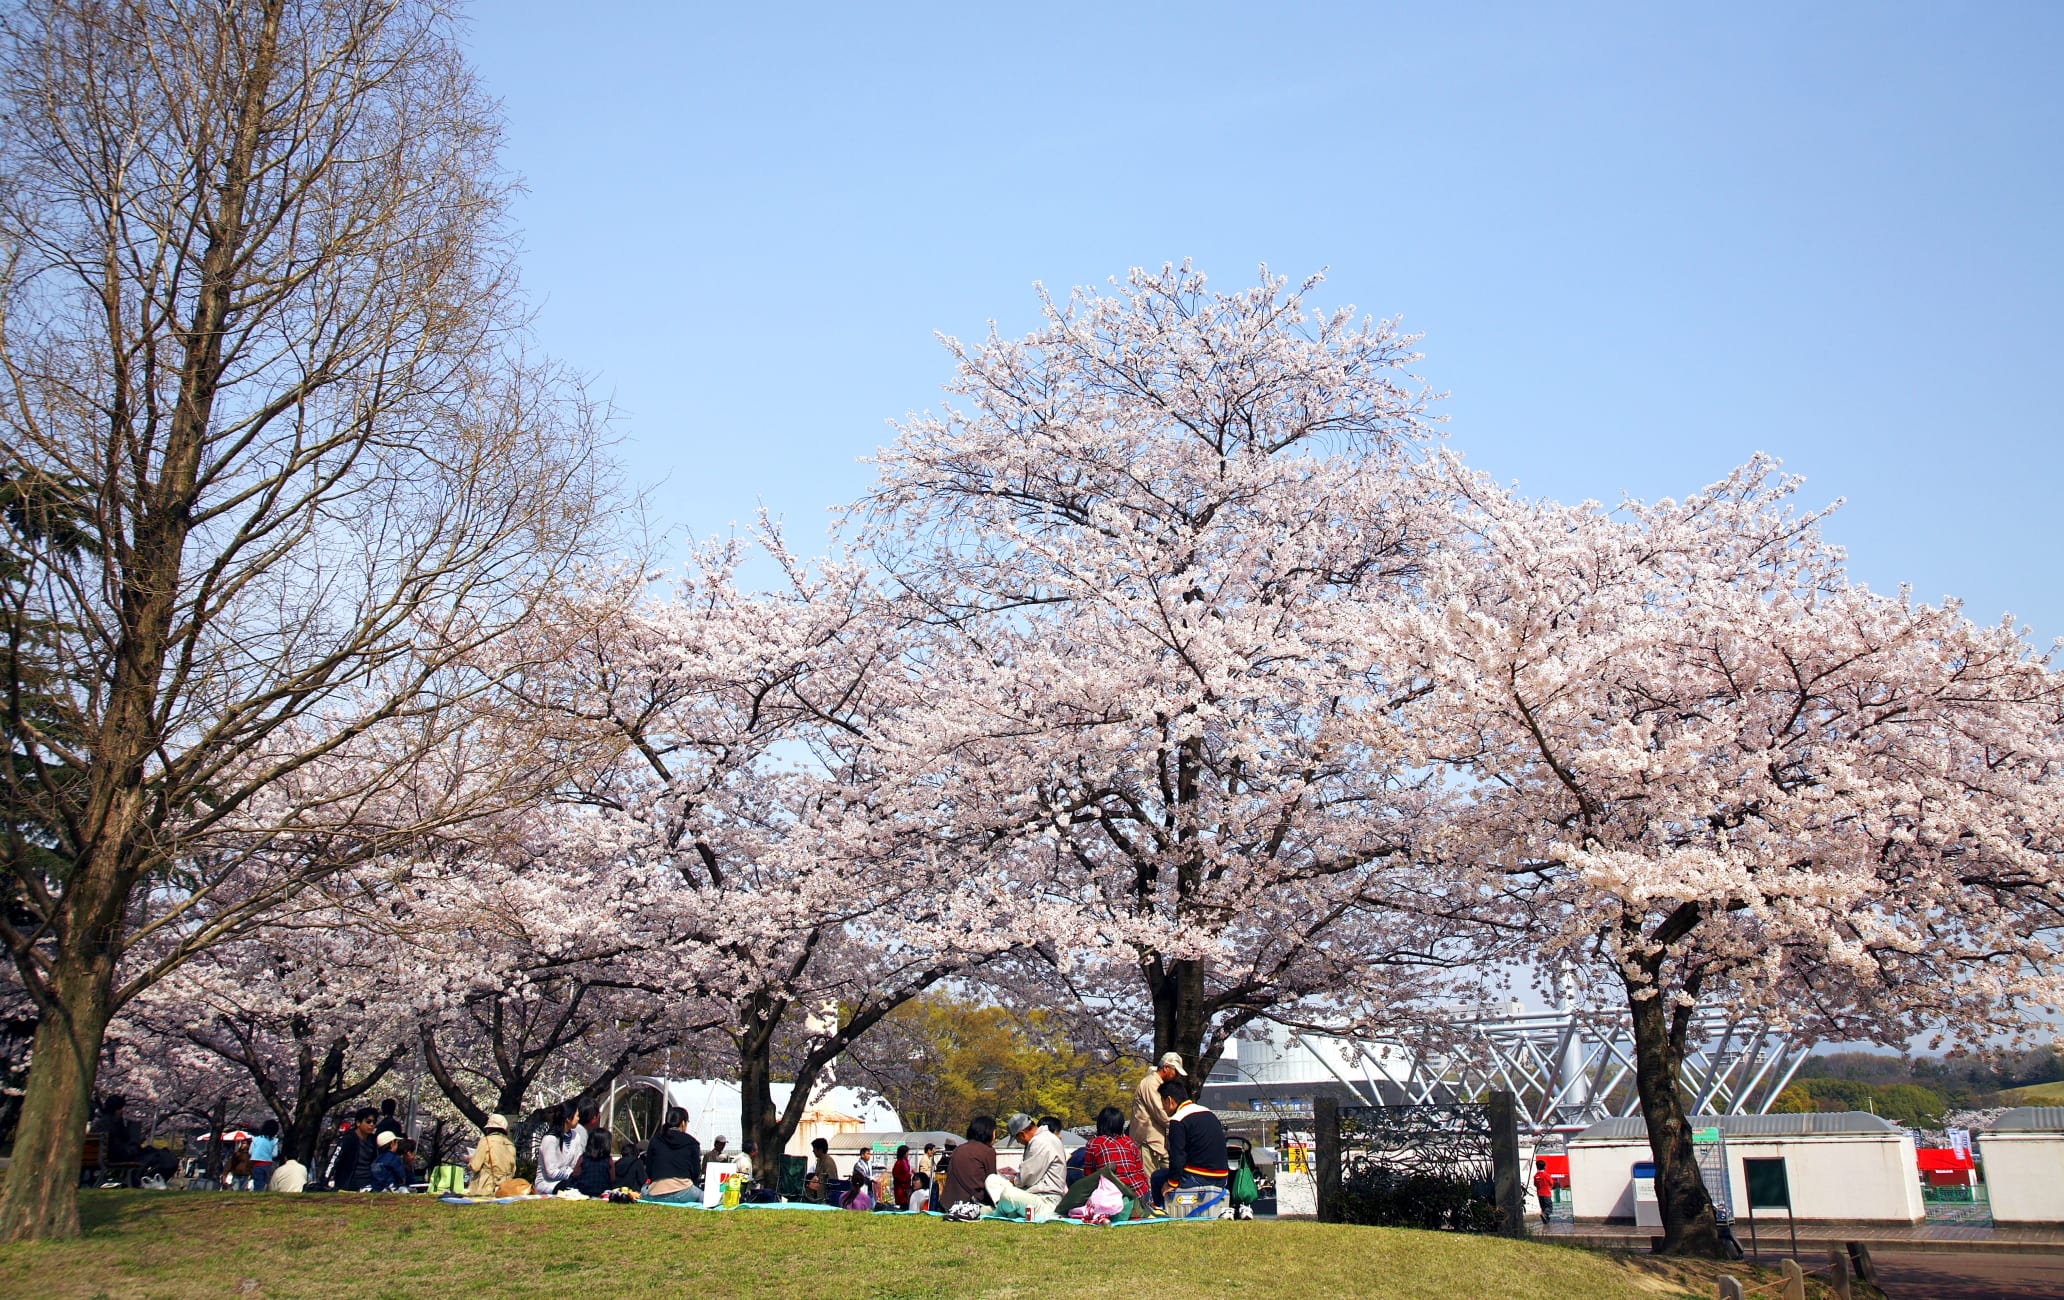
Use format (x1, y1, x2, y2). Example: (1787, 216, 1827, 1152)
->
(1386, 1008, 1813, 1137)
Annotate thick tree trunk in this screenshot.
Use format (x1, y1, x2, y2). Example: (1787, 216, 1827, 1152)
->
(1146, 954, 1211, 1080)
(0, 2, 279, 1242)
(739, 1024, 784, 1191)
(284, 1088, 332, 1168)
(0, 961, 112, 1240)
(1627, 982, 1722, 1257)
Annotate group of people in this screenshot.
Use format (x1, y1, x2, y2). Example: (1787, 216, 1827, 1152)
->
(921, 1052, 1235, 1222)
(167, 1048, 1242, 1222)
(321, 1103, 433, 1193)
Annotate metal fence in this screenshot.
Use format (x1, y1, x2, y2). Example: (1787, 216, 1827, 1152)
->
(1313, 1093, 1525, 1235)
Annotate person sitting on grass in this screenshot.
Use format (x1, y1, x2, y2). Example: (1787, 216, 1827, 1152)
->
(611, 1140, 647, 1192)
(574, 1122, 615, 1197)
(466, 1115, 516, 1198)
(535, 1102, 586, 1195)
(841, 1170, 875, 1211)
(644, 1107, 703, 1200)
(367, 1130, 410, 1193)
(941, 1117, 997, 1210)
(268, 1155, 308, 1194)
(1149, 1080, 1229, 1212)
(892, 1144, 914, 1209)
(1080, 1105, 1149, 1202)
(327, 1107, 379, 1191)
(984, 1112, 1066, 1222)
(810, 1137, 838, 1202)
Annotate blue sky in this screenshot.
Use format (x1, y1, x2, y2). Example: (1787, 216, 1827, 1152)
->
(466, 2, 2062, 642)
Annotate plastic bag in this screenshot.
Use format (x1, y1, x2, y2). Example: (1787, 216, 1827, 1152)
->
(427, 1164, 467, 1196)
(1230, 1158, 1258, 1206)
(1084, 1177, 1123, 1219)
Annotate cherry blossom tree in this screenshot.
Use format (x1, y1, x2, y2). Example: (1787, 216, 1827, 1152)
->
(400, 823, 723, 1131)
(1417, 456, 2064, 1255)
(107, 893, 412, 1164)
(537, 535, 1046, 1169)
(861, 264, 1492, 1081)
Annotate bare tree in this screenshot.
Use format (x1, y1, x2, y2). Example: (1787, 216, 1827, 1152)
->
(0, 0, 618, 1238)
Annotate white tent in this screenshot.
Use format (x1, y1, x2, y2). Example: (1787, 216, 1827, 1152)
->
(617, 1077, 902, 1157)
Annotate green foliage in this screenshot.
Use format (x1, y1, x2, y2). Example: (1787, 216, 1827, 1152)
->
(1770, 1076, 1947, 1128)
(843, 994, 1140, 1134)
(1, 465, 98, 882)
(1801, 1046, 2064, 1095)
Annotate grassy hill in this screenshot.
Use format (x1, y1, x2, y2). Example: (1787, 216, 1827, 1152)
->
(2000, 1079, 2064, 1105)
(0, 1192, 1841, 1299)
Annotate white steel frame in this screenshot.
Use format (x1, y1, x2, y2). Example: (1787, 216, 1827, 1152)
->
(1394, 1008, 1811, 1137)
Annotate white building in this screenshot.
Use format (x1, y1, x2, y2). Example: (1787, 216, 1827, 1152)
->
(1566, 1112, 1923, 1225)
(1979, 1107, 2064, 1225)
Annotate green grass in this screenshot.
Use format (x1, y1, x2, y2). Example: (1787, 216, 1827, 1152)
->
(0, 1192, 1832, 1299)
(2000, 1079, 2064, 1105)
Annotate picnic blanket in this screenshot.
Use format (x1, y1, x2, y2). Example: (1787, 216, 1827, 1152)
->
(437, 1193, 1193, 1225)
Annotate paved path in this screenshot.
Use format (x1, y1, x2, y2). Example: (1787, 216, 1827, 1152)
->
(1874, 1251, 2064, 1300)
(1542, 1220, 2064, 1255)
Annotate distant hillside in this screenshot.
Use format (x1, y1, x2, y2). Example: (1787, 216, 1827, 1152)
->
(1793, 1046, 2064, 1112)
(2000, 1080, 2064, 1106)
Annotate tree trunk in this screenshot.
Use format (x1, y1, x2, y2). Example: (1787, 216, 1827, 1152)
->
(0, 1, 280, 1242)
(1146, 954, 1211, 1080)
(419, 1025, 491, 1130)
(739, 1021, 784, 1190)
(0, 961, 112, 1240)
(284, 1085, 332, 1168)
(1627, 981, 1723, 1257)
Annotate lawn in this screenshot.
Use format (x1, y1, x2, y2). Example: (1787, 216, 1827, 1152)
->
(0, 1192, 1851, 1300)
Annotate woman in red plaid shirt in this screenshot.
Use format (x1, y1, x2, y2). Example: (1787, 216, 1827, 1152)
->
(1081, 1105, 1150, 1200)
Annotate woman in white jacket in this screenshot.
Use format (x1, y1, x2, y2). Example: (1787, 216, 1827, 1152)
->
(534, 1103, 587, 1194)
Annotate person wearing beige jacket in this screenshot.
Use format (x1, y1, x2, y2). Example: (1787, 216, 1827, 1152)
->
(1129, 1052, 1187, 1173)
(466, 1114, 517, 1197)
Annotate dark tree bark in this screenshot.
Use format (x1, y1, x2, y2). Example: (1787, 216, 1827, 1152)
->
(1626, 971, 1723, 1257)
(0, 0, 612, 1240)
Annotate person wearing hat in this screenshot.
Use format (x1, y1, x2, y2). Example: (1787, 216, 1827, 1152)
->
(984, 1112, 1065, 1222)
(367, 1129, 410, 1192)
(1130, 1052, 1186, 1175)
(466, 1114, 517, 1198)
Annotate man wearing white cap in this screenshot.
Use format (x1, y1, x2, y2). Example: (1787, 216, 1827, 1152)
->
(1130, 1052, 1186, 1175)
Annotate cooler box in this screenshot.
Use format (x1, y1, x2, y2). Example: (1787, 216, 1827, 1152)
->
(1632, 1160, 1661, 1228)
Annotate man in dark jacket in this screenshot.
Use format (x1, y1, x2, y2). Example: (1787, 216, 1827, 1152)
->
(1151, 1081, 1229, 1210)
(643, 1107, 702, 1197)
(325, 1108, 379, 1191)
